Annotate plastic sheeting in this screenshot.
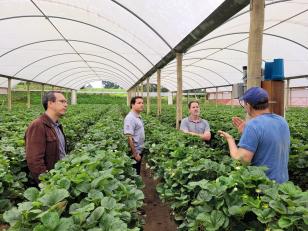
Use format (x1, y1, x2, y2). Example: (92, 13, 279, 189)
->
(0, 0, 307, 91)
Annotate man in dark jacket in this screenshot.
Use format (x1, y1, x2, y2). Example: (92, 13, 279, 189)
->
(25, 91, 68, 184)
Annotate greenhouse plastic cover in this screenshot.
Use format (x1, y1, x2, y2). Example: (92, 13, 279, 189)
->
(0, 0, 307, 91)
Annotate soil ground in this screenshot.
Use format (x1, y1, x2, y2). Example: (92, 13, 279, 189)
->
(141, 161, 177, 231)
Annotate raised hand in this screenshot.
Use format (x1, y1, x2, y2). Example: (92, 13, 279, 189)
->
(232, 117, 245, 133)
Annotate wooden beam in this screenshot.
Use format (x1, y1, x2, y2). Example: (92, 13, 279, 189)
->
(157, 69, 161, 116)
(284, 79, 290, 112)
(146, 78, 150, 115)
(247, 0, 265, 88)
(176, 53, 183, 130)
(7, 78, 12, 111)
(41, 84, 45, 102)
(27, 82, 31, 109)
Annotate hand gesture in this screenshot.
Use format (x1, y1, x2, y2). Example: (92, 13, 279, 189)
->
(232, 117, 245, 133)
(218, 130, 233, 141)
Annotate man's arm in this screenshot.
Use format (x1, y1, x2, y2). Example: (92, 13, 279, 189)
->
(127, 135, 141, 161)
(25, 123, 47, 182)
(218, 130, 254, 164)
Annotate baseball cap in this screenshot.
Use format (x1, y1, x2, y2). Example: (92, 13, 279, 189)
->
(240, 87, 269, 106)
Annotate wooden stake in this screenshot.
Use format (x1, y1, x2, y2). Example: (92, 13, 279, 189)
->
(157, 69, 161, 116)
(8, 78, 12, 111)
(27, 82, 31, 109)
(176, 53, 183, 130)
(247, 0, 265, 88)
(147, 78, 150, 115)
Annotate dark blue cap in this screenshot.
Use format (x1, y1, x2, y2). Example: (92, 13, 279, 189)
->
(240, 87, 269, 106)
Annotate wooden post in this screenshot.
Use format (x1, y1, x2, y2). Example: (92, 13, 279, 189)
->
(215, 87, 218, 107)
(7, 78, 12, 111)
(157, 69, 161, 116)
(204, 89, 207, 106)
(71, 89, 77, 105)
(140, 83, 143, 97)
(147, 78, 150, 114)
(261, 81, 284, 117)
(284, 79, 290, 111)
(176, 53, 183, 130)
(27, 82, 31, 109)
(247, 0, 265, 88)
(41, 84, 45, 102)
(127, 90, 131, 106)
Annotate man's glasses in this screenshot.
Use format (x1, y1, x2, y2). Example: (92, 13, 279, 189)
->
(56, 100, 68, 104)
(239, 99, 245, 108)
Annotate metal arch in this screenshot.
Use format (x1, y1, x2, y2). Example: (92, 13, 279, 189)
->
(68, 75, 129, 89)
(152, 71, 205, 89)
(46, 66, 127, 85)
(110, 0, 172, 49)
(71, 77, 129, 90)
(0, 15, 154, 66)
(139, 77, 194, 92)
(180, 70, 215, 87)
(226, 0, 294, 25)
(31, 59, 136, 83)
(184, 58, 243, 73)
(162, 63, 231, 84)
(194, 32, 308, 51)
(0, 39, 144, 75)
(55, 70, 132, 86)
(156, 76, 201, 91)
(62, 73, 131, 88)
(14, 52, 139, 81)
(186, 47, 267, 63)
(61, 71, 133, 87)
(53, 61, 137, 85)
(163, 57, 242, 74)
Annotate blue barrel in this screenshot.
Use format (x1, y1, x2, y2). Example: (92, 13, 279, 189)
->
(272, 58, 284, 80)
(264, 61, 273, 80)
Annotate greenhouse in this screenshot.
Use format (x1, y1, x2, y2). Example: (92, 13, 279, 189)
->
(0, 0, 308, 230)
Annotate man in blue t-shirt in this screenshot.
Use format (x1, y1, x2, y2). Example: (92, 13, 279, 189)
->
(218, 87, 290, 183)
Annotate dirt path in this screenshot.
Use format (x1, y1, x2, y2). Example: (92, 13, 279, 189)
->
(141, 162, 177, 231)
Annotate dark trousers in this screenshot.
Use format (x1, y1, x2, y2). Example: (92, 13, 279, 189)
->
(132, 153, 143, 175)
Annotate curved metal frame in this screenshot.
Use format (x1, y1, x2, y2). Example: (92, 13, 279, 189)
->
(0, 15, 154, 66)
(163, 64, 231, 84)
(71, 76, 129, 89)
(14, 52, 139, 81)
(62, 71, 132, 87)
(110, 0, 172, 49)
(0, 39, 144, 75)
(63, 73, 130, 89)
(53, 61, 136, 85)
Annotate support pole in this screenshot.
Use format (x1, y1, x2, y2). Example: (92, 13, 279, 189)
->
(27, 82, 31, 109)
(284, 79, 290, 111)
(52, 86, 55, 91)
(8, 78, 12, 111)
(247, 0, 265, 88)
(176, 53, 183, 130)
(140, 83, 143, 97)
(215, 87, 218, 107)
(41, 84, 45, 102)
(127, 90, 132, 106)
(157, 69, 161, 116)
(147, 78, 150, 115)
(71, 89, 77, 105)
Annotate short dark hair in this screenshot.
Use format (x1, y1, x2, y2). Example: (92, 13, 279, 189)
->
(250, 101, 269, 110)
(188, 100, 199, 109)
(130, 96, 143, 109)
(42, 91, 63, 110)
